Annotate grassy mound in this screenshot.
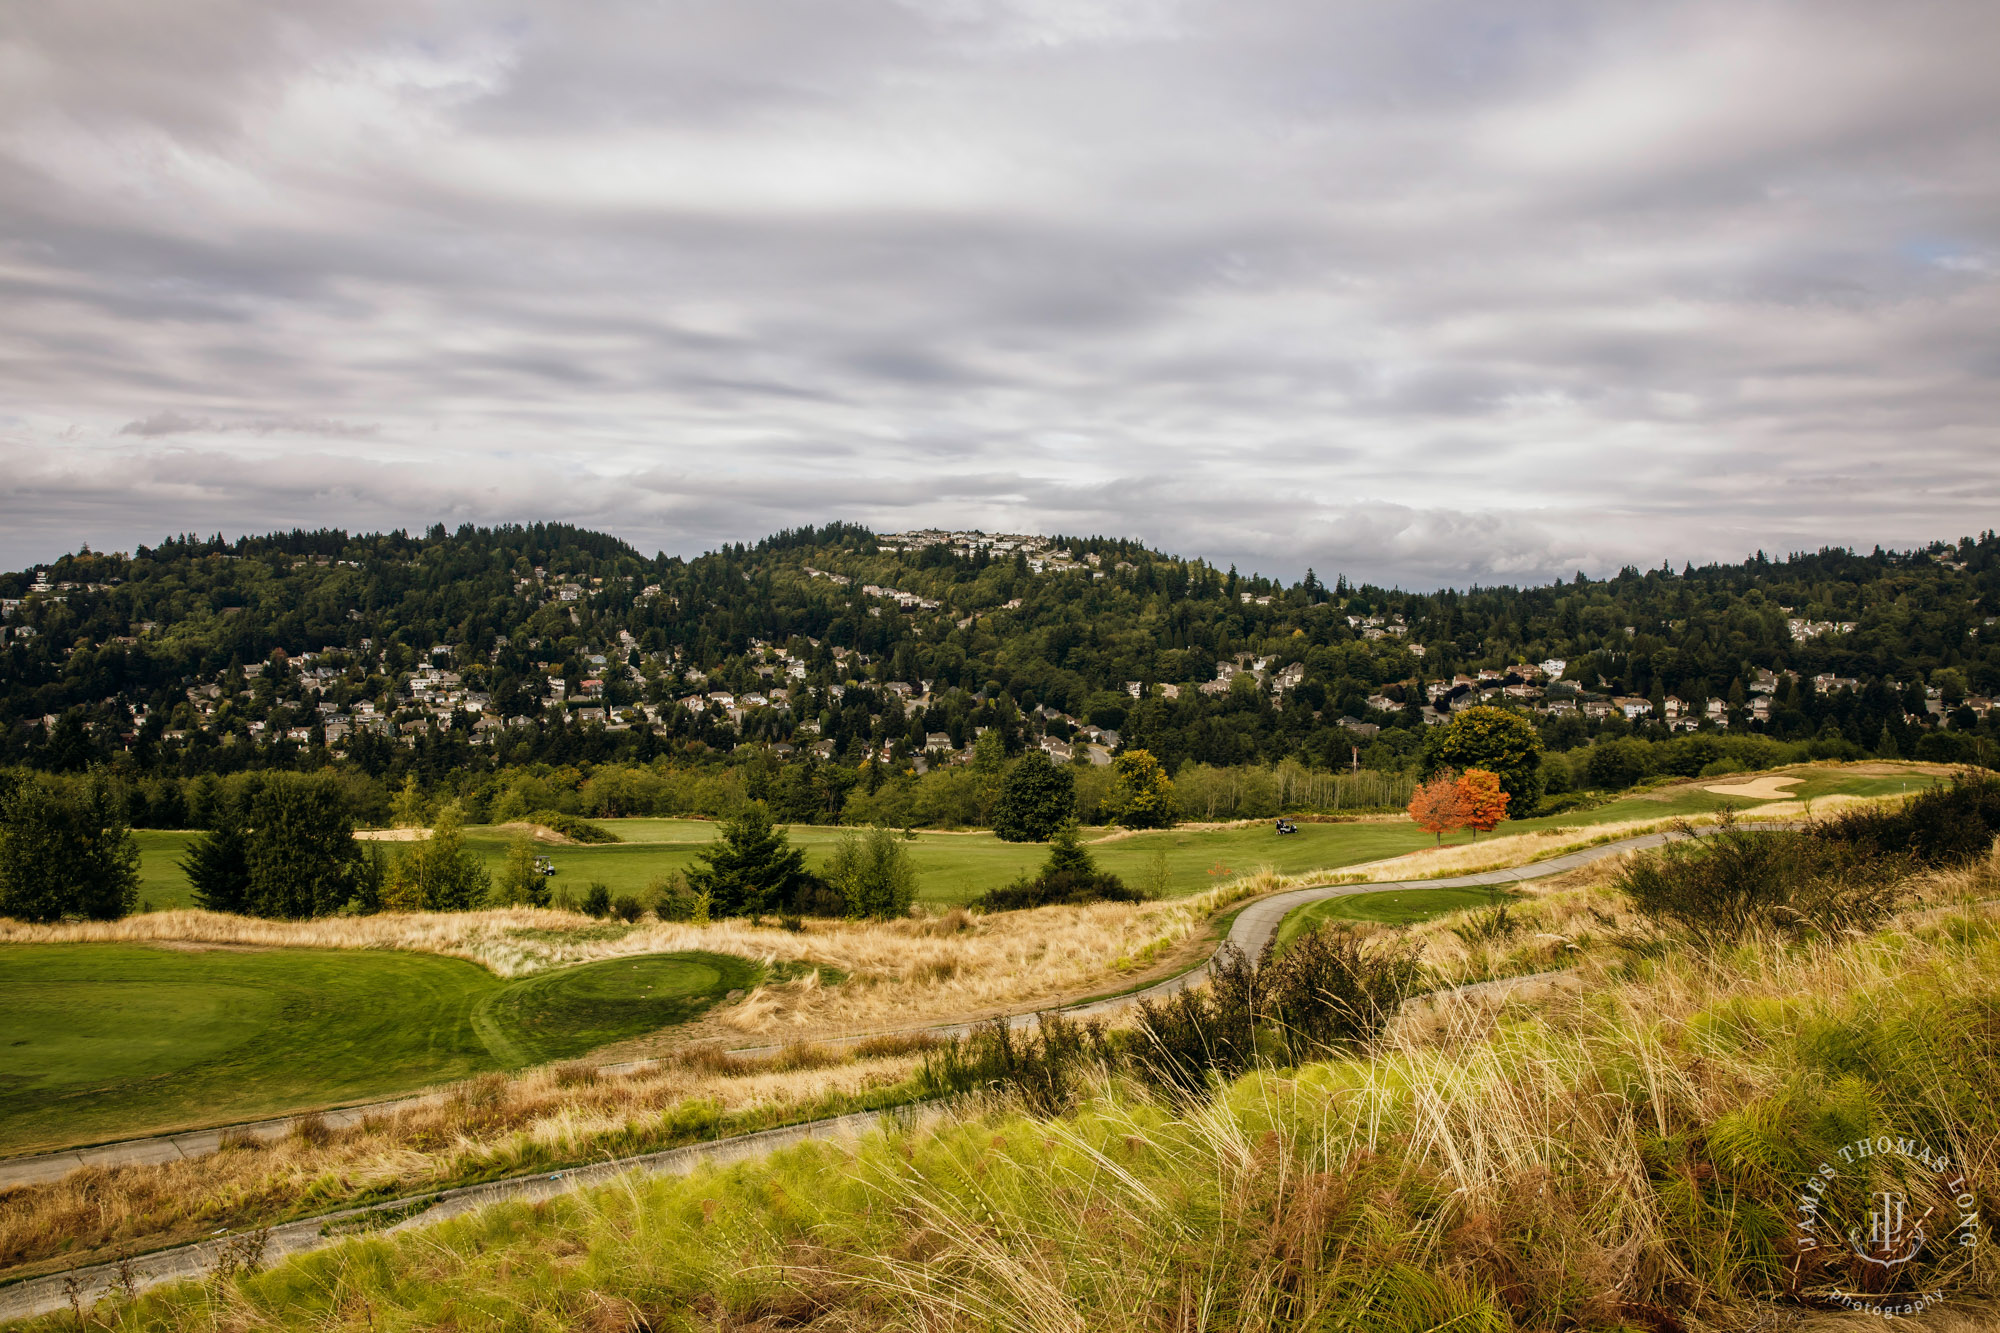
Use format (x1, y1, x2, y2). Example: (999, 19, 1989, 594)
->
(518, 810, 621, 843)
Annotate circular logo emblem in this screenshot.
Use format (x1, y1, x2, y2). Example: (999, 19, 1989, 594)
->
(1790, 1133, 1982, 1316)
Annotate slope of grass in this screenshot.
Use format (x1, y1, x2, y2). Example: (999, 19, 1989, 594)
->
(61, 891, 2000, 1331)
(0, 945, 756, 1155)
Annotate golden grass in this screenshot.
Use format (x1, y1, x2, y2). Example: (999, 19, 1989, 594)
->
(0, 1042, 930, 1283)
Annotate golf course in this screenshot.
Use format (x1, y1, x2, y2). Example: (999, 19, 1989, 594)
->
(0, 945, 758, 1154)
(125, 763, 1942, 911)
(4, 762, 1949, 1158)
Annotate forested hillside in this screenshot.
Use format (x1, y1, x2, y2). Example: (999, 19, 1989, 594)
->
(1, 522, 1995, 827)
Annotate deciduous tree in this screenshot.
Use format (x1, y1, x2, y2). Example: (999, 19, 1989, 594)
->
(993, 751, 1076, 842)
(1423, 707, 1545, 812)
(1454, 768, 1511, 839)
(1407, 768, 1468, 846)
(1108, 749, 1176, 829)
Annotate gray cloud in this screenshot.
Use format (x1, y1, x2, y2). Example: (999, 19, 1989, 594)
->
(3, 1, 1998, 586)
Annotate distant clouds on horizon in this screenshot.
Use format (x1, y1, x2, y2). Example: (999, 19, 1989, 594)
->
(1, 1, 1997, 587)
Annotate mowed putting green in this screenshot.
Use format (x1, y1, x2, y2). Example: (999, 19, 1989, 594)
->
(1274, 887, 1518, 953)
(0, 944, 757, 1155)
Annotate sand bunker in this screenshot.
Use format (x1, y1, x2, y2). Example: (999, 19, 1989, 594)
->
(354, 827, 429, 841)
(1703, 776, 1802, 800)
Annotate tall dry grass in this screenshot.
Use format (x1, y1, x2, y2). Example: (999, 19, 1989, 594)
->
(0, 1036, 937, 1284)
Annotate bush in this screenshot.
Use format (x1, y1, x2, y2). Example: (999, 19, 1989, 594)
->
(580, 882, 613, 918)
(649, 874, 711, 924)
(917, 1012, 1112, 1115)
(1615, 816, 1910, 947)
(1129, 944, 1260, 1100)
(977, 822, 1144, 911)
(520, 810, 620, 843)
(1813, 771, 2000, 868)
(611, 894, 645, 923)
(824, 826, 919, 918)
(1261, 926, 1423, 1065)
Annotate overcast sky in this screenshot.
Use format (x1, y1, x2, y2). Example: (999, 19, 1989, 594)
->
(2, 2, 1996, 587)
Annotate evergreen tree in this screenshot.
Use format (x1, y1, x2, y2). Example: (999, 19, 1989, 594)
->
(993, 752, 1077, 842)
(385, 804, 491, 912)
(242, 772, 368, 918)
(685, 801, 806, 916)
(182, 812, 250, 913)
(0, 774, 139, 923)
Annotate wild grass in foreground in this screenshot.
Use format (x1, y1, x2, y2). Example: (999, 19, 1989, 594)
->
(0, 1036, 937, 1285)
(45, 863, 2000, 1331)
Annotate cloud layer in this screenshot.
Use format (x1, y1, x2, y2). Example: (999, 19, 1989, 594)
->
(2, 1, 1997, 585)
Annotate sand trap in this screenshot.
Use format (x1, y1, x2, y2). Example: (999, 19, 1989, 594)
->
(355, 827, 429, 841)
(1703, 776, 1802, 800)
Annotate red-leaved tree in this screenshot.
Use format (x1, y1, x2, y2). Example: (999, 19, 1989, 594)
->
(1455, 767, 1510, 840)
(1407, 768, 1468, 845)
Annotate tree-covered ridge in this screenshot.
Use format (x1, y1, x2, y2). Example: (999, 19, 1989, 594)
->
(2, 522, 1997, 790)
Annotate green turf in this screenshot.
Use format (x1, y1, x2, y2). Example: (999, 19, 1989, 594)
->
(1273, 886, 1518, 952)
(133, 829, 201, 911)
(0, 944, 758, 1155)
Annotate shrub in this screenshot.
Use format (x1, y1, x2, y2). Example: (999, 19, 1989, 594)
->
(649, 874, 711, 924)
(1615, 816, 1910, 947)
(610, 894, 645, 923)
(1812, 771, 2000, 868)
(1261, 926, 1423, 1065)
(1129, 944, 1260, 1100)
(917, 1012, 1112, 1115)
(520, 810, 620, 843)
(580, 882, 613, 918)
(824, 826, 919, 918)
(978, 821, 1146, 911)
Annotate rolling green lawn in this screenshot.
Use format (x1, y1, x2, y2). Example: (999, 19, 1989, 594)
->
(130, 763, 1950, 912)
(0, 944, 758, 1155)
(1273, 886, 1519, 952)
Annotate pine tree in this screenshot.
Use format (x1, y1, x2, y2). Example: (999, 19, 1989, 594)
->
(686, 801, 806, 916)
(0, 775, 139, 923)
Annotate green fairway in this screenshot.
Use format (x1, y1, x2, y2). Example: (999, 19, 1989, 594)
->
(1274, 886, 1518, 952)
(0, 944, 758, 1155)
(133, 829, 201, 911)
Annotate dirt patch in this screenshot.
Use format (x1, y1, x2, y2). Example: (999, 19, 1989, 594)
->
(491, 822, 580, 846)
(1703, 776, 1802, 800)
(354, 828, 428, 842)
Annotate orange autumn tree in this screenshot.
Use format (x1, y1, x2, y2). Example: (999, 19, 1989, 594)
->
(1455, 767, 1510, 839)
(1406, 767, 1469, 845)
